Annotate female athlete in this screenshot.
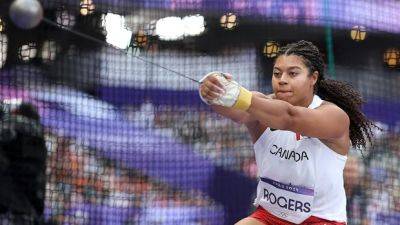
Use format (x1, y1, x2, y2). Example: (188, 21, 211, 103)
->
(199, 40, 377, 225)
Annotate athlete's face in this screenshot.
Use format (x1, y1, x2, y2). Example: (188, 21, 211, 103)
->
(272, 55, 318, 106)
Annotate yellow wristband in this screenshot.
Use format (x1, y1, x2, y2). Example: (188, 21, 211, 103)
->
(232, 87, 252, 111)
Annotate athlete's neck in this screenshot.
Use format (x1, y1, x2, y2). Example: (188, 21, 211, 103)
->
(297, 94, 314, 108)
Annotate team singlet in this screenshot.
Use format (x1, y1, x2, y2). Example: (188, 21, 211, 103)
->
(253, 95, 348, 224)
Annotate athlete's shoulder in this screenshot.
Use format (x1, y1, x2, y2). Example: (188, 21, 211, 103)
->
(320, 100, 334, 106)
(317, 100, 346, 113)
(316, 100, 350, 126)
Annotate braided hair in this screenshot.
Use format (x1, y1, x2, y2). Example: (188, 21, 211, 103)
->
(276, 40, 378, 149)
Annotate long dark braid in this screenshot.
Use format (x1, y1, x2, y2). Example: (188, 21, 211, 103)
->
(276, 40, 378, 149)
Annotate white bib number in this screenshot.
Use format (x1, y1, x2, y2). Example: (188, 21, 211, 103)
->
(257, 177, 314, 224)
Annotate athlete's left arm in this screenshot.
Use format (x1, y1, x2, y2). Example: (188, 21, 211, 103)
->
(247, 96, 350, 140)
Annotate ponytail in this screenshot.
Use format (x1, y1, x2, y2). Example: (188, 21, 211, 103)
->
(317, 79, 377, 148)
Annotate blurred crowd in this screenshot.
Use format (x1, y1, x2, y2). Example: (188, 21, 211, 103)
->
(344, 135, 400, 225)
(123, 103, 257, 177)
(2, 100, 395, 225)
(44, 131, 222, 225)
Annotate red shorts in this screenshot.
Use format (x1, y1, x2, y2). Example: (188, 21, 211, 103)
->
(250, 207, 346, 225)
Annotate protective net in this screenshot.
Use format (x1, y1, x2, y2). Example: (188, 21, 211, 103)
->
(0, 0, 399, 225)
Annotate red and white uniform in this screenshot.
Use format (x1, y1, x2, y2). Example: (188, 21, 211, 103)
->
(252, 95, 347, 224)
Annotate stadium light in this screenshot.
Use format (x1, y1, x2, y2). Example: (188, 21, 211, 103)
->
(263, 41, 280, 58)
(350, 26, 367, 42)
(0, 34, 7, 69)
(56, 9, 76, 28)
(155, 15, 205, 41)
(220, 13, 238, 30)
(0, 18, 5, 32)
(134, 30, 147, 48)
(383, 48, 400, 68)
(156, 17, 184, 40)
(182, 15, 205, 36)
(41, 40, 59, 63)
(18, 42, 37, 62)
(80, 0, 95, 16)
(101, 13, 132, 49)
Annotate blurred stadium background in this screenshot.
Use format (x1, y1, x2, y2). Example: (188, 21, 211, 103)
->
(0, 0, 399, 225)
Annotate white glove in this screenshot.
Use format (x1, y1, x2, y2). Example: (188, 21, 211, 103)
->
(199, 72, 253, 111)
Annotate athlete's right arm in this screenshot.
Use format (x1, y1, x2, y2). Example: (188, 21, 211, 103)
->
(199, 73, 251, 123)
(211, 104, 268, 143)
(209, 105, 253, 124)
(210, 91, 273, 124)
(199, 73, 271, 143)
(199, 73, 273, 124)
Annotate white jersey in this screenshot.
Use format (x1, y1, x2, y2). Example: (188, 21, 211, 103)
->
(253, 95, 347, 224)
